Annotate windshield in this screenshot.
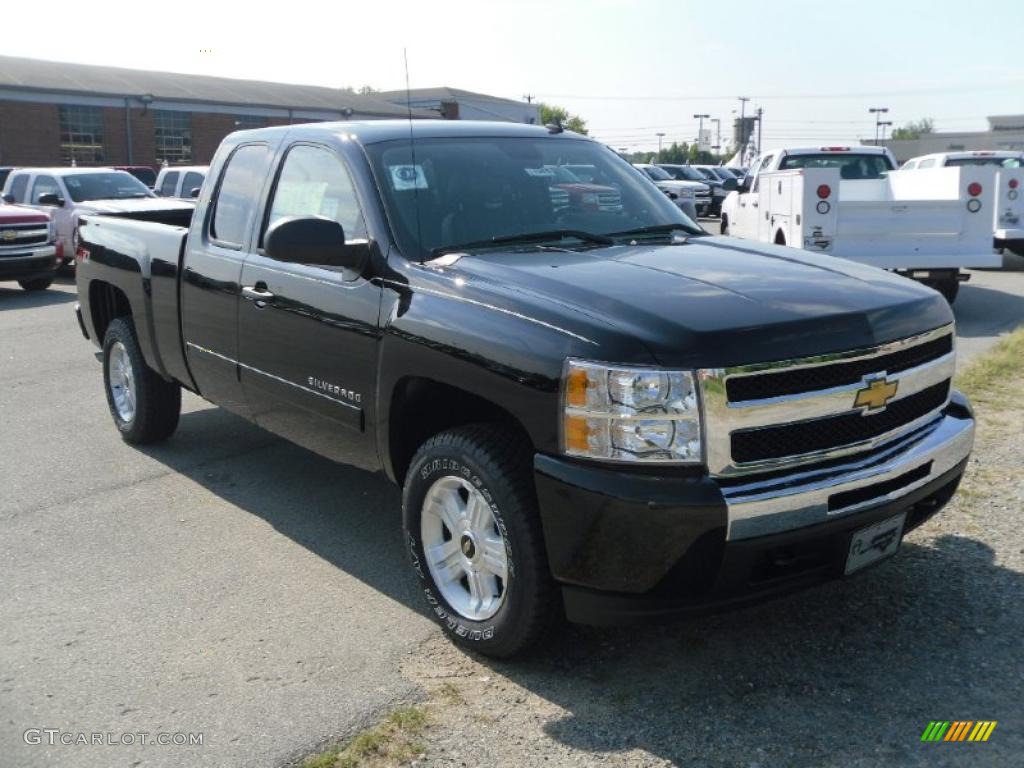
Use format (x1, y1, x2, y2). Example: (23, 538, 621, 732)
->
(661, 165, 705, 182)
(367, 137, 699, 259)
(945, 156, 1022, 168)
(64, 172, 154, 202)
(640, 165, 672, 181)
(778, 153, 894, 179)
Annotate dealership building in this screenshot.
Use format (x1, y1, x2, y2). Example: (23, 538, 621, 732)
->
(0, 55, 441, 169)
(879, 115, 1024, 163)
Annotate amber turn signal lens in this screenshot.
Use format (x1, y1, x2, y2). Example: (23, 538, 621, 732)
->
(564, 416, 590, 453)
(565, 368, 590, 407)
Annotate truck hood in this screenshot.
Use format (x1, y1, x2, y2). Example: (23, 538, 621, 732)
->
(76, 198, 195, 215)
(432, 235, 952, 368)
(0, 204, 50, 223)
(655, 180, 707, 193)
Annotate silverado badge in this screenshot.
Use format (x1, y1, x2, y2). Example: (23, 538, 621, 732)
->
(854, 376, 898, 412)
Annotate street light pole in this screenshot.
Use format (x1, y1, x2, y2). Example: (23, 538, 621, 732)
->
(693, 113, 709, 149)
(869, 107, 889, 144)
(656, 132, 666, 155)
(878, 120, 892, 143)
(711, 118, 721, 150)
(738, 97, 750, 160)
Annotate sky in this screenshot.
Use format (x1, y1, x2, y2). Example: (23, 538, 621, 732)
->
(4, 0, 1023, 153)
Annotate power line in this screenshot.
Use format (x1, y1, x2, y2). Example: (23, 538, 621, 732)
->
(536, 79, 1024, 102)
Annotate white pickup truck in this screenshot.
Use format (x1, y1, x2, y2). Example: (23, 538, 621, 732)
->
(719, 146, 1001, 302)
(901, 151, 1024, 257)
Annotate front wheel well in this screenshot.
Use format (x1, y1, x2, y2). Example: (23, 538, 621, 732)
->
(88, 281, 132, 342)
(387, 377, 533, 484)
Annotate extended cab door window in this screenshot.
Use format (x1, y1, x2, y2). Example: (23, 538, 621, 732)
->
(237, 142, 381, 470)
(8, 174, 29, 203)
(159, 171, 179, 197)
(210, 144, 270, 248)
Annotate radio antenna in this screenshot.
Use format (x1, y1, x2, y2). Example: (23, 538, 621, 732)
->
(404, 48, 424, 261)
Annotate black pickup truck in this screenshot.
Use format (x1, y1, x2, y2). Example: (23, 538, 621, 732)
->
(74, 120, 975, 657)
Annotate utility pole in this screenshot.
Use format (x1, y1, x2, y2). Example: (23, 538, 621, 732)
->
(711, 118, 721, 150)
(756, 107, 763, 155)
(656, 132, 666, 155)
(869, 107, 889, 144)
(522, 94, 534, 104)
(738, 97, 750, 161)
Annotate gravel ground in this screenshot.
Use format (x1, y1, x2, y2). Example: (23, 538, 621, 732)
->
(381, 353, 1024, 768)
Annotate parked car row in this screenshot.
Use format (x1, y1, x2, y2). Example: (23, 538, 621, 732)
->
(1, 167, 196, 287)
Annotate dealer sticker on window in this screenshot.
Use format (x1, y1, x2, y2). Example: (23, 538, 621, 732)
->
(389, 165, 428, 191)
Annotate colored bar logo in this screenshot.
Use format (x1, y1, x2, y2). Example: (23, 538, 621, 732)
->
(921, 721, 997, 742)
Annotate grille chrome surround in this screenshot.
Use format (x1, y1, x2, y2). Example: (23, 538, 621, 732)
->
(698, 324, 956, 478)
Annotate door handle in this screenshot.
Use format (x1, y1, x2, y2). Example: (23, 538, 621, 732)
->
(241, 283, 274, 306)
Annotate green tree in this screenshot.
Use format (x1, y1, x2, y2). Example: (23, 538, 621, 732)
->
(358, 85, 380, 95)
(891, 118, 935, 141)
(540, 103, 588, 134)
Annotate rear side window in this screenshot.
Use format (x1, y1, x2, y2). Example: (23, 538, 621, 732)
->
(159, 171, 179, 197)
(211, 144, 270, 247)
(8, 174, 29, 202)
(918, 158, 936, 169)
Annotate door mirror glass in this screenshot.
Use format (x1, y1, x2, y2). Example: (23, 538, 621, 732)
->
(1, 193, 14, 204)
(721, 177, 738, 192)
(37, 192, 64, 207)
(736, 176, 751, 193)
(264, 216, 366, 270)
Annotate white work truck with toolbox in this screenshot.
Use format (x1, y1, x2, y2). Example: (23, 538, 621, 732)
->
(720, 146, 1001, 302)
(901, 150, 1024, 257)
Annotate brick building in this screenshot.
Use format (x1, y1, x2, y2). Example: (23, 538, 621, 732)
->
(0, 55, 435, 170)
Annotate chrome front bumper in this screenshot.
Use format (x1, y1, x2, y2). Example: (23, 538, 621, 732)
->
(723, 399, 974, 540)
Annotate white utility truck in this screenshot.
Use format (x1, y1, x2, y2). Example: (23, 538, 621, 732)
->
(719, 146, 1000, 302)
(901, 151, 1024, 258)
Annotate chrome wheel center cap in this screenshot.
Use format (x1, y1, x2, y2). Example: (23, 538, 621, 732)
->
(460, 534, 477, 560)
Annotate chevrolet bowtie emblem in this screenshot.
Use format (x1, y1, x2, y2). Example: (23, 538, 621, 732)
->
(855, 377, 899, 412)
(1, 230, 16, 241)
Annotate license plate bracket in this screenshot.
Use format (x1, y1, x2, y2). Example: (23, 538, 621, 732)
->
(845, 512, 907, 575)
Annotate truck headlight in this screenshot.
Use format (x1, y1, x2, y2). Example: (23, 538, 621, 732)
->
(561, 360, 703, 463)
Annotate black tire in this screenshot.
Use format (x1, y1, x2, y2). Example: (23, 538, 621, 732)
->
(935, 279, 959, 304)
(720, 216, 729, 235)
(102, 317, 181, 444)
(402, 424, 558, 658)
(18, 277, 53, 291)
(774, 231, 787, 246)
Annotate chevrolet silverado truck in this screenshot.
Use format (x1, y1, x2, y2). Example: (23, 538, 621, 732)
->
(74, 121, 975, 658)
(0, 198, 61, 291)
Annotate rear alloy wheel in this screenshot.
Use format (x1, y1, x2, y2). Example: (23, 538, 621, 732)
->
(102, 317, 181, 444)
(18, 277, 53, 291)
(403, 424, 558, 658)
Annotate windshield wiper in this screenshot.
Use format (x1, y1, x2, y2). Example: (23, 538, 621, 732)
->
(431, 229, 614, 256)
(605, 223, 698, 239)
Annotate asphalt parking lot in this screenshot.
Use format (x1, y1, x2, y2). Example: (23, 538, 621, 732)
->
(2, 261, 1023, 768)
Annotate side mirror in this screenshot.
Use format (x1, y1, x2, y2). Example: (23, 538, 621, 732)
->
(736, 176, 751, 193)
(721, 177, 738, 192)
(264, 216, 366, 271)
(37, 193, 64, 207)
(1, 193, 14, 204)
(189, 187, 201, 198)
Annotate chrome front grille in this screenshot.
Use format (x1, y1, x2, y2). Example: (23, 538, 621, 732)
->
(0, 222, 50, 251)
(699, 324, 956, 478)
(596, 191, 622, 211)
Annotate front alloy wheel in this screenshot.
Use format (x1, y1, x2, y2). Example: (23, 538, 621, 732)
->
(403, 424, 558, 658)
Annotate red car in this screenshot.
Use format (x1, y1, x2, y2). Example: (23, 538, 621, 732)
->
(0, 200, 61, 291)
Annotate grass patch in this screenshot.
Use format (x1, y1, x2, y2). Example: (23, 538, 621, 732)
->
(302, 706, 428, 768)
(955, 326, 1024, 405)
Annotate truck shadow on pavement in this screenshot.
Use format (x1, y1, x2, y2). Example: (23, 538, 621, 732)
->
(137, 407, 1021, 766)
(953, 283, 1024, 339)
(137, 406, 421, 611)
(0, 285, 78, 309)
(484, 533, 1023, 766)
